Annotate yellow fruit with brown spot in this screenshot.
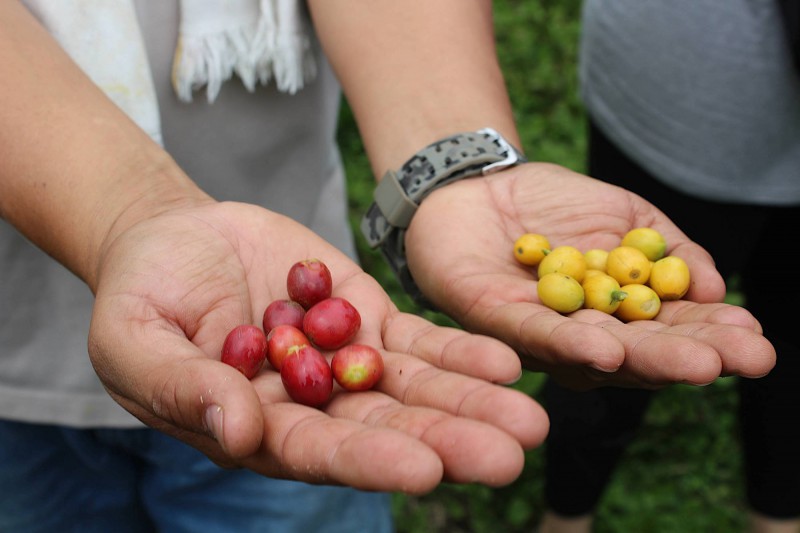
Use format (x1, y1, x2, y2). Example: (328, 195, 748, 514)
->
(538, 273, 585, 314)
(513, 233, 551, 266)
(582, 273, 628, 314)
(649, 256, 691, 300)
(621, 227, 667, 261)
(538, 245, 587, 282)
(615, 284, 661, 322)
(606, 246, 652, 285)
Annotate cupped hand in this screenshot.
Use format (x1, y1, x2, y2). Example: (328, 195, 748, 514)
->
(404, 162, 776, 390)
(87, 201, 548, 494)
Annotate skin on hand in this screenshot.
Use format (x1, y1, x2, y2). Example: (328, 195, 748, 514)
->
(89, 202, 549, 494)
(403, 162, 777, 390)
(2, 1, 548, 493)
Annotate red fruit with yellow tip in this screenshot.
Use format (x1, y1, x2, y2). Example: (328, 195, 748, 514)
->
(331, 344, 384, 391)
(266, 324, 310, 371)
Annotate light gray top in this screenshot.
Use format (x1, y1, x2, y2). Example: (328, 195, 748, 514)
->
(0, 2, 352, 427)
(580, 0, 800, 204)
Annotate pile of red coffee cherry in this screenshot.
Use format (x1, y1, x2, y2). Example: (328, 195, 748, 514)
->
(221, 259, 384, 407)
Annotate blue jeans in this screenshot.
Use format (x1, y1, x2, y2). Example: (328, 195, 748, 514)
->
(0, 420, 393, 533)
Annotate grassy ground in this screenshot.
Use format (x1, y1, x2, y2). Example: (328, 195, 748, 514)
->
(337, 1, 747, 531)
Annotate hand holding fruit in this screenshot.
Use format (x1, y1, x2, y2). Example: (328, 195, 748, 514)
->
(403, 162, 776, 389)
(87, 201, 547, 493)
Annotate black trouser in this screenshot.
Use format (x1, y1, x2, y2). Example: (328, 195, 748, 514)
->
(543, 122, 800, 519)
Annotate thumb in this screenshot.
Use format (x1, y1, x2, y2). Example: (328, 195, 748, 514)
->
(89, 324, 265, 460)
(670, 241, 727, 303)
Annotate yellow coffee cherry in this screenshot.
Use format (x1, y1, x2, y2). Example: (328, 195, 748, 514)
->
(615, 284, 661, 322)
(538, 273, 585, 314)
(584, 248, 609, 272)
(649, 256, 691, 300)
(582, 273, 628, 314)
(583, 269, 607, 280)
(621, 227, 667, 262)
(606, 246, 652, 285)
(538, 245, 587, 282)
(513, 233, 551, 266)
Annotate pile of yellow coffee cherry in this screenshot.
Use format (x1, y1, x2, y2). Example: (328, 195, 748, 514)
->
(513, 228, 690, 322)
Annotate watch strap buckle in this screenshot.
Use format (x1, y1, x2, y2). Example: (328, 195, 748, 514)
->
(477, 127, 525, 174)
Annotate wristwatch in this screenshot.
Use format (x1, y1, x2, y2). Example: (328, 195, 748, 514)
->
(360, 127, 526, 303)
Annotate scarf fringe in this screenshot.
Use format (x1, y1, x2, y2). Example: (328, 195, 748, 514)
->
(172, 9, 317, 103)
(272, 34, 318, 94)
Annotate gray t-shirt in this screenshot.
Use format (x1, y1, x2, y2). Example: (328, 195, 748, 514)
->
(580, 0, 800, 204)
(0, 2, 353, 427)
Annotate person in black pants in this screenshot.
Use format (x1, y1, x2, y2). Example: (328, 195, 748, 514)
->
(539, 122, 800, 532)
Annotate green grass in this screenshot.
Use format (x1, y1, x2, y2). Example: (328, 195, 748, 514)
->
(337, 1, 747, 531)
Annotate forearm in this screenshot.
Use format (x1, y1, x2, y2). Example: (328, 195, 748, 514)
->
(0, 1, 210, 290)
(308, 0, 521, 175)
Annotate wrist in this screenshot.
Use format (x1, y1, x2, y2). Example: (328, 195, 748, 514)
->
(88, 153, 214, 291)
(361, 127, 525, 304)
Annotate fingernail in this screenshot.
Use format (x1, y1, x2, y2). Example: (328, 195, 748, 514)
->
(204, 405, 225, 449)
(591, 361, 622, 373)
(499, 370, 524, 385)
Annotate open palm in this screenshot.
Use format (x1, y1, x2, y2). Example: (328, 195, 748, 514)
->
(88, 201, 548, 494)
(405, 162, 776, 390)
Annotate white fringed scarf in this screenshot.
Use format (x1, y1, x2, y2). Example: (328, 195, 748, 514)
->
(23, 0, 317, 145)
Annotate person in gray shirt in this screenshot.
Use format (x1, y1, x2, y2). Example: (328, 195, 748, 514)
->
(539, 2, 800, 532)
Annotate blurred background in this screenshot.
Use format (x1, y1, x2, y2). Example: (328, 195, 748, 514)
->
(337, 1, 746, 531)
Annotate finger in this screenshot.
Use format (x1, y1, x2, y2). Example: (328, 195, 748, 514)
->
(656, 301, 776, 376)
(481, 301, 627, 373)
(252, 370, 523, 490)
(666, 241, 727, 303)
(376, 351, 549, 451)
(581, 317, 724, 386)
(381, 312, 523, 384)
(89, 323, 265, 459)
(656, 324, 774, 378)
(658, 299, 763, 331)
(419, 265, 629, 372)
(253, 400, 446, 494)
(255, 354, 543, 486)
(325, 390, 527, 487)
(585, 312, 774, 385)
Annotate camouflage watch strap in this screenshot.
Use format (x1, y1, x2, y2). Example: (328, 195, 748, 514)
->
(360, 127, 525, 303)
